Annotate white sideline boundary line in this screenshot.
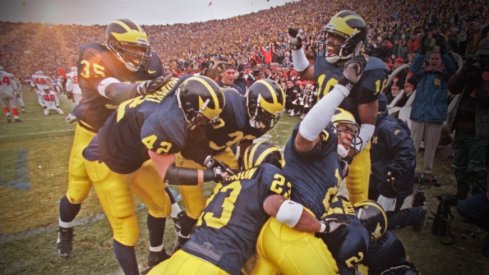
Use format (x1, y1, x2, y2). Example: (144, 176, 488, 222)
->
(0, 128, 74, 139)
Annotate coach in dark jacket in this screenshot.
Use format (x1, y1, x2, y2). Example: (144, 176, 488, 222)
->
(369, 94, 425, 230)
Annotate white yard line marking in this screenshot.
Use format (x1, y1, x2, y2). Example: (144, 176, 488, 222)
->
(0, 129, 74, 139)
(0, 204, 145, 243)
(19, 116, 67, 121)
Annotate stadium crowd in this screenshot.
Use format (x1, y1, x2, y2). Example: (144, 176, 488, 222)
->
(0, 0, 486, 78)
(1, 0, 487, 120)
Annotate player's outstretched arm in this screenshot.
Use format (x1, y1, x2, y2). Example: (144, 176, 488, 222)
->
(149, 151, 229, 186)
(296, 56, 367, 153)
(98, 74, 171, 104)
(263, 194, 348, 234)
(288, 28, 315, 80)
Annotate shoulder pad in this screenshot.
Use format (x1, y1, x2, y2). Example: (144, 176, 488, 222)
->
(79, 43, 107, 54)
(365, 56, 389, 72)
(260, 162, 282, 173)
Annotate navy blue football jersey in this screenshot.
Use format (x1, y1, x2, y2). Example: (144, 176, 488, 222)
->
(184, 163, 292, 275)
(179, 89, 266, 164)
(314, 56, 388, 122)
(72, 43, 163, 132)
(83, 77, 189, 174)
(322, 214, 370, 274)
(284, 123, 344, 219)
(204, 90, 248, 155)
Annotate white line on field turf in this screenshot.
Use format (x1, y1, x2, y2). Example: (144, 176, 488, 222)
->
(0, 128, 74, 139)
(0, 213, 106, 244)
(19, 116, 68, 121)
(0, 204, 145, 243)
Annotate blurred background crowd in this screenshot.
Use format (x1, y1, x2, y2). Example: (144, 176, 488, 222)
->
(1, 0, 487, 81)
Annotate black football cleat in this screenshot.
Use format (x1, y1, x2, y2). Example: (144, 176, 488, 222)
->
(148, 249, 170, 268)
(56, 227, 74, 258)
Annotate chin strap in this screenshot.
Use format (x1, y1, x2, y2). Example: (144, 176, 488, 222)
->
(337, 144, 349, 158)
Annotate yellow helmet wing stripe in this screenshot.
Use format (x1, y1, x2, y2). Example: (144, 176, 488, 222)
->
(244, 143, 253, 170)
(258, 80, 285, 114)
(355, 200, 388, 234)
(192, 76, 223, 120)
(329, 15, 365, 37)
(112, 20, 148, 44)
(255, 146, 281, 167)
(245, 141, 262, 170)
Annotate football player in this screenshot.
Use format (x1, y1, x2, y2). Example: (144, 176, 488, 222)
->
(31, 70, 53, 107)
(0, 65, 22, 122)
(82, 75, 225, 274)
(148, 141, 344, 275)
(40, 88, 64, 115)
(252, 55, 370, 274)
(288, 10, 389, 203)
(170, 79, 286, 253)
(65, 66, 82, 105)
(354, 201, 419, 275)
(13, 77, 25, 113)
(55, 18, 169, 268)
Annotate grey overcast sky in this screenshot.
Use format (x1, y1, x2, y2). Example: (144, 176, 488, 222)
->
(1, 0, 297, 25)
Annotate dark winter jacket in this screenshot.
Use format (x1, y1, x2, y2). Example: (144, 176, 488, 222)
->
(447, 63, 489, 138)
(370, 113, 416, 198)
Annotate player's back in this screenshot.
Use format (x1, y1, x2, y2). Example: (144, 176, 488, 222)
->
(283, 123, 340, 219)
(32, 73, 52, 90)
(85, 77, 183, 174)
(186, 163, 289, 275)
(66, 71, 80, 86)
(0, 71, 15, 92)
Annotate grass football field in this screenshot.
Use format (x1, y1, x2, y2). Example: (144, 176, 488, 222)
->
(0, 88, 488, 274)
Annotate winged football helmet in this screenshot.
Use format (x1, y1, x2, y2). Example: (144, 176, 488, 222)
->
(246, 79, 285, 131)
(319, 10, 367, 63)
(105, 18, 151, 72)
(176, 75, 225, 130)
(243, 141, 284, 170)
(354, 200, 388, 241)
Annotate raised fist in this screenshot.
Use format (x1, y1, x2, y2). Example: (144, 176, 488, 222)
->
(419, 34, 428, 54)
(288, 28, 305, 50)
(137, 74, 171, 96)
(340, 56, 368, 87)
(434, 35, 447, 54)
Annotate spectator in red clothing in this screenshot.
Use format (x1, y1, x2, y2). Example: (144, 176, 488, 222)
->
(407, 33, 421, 53)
